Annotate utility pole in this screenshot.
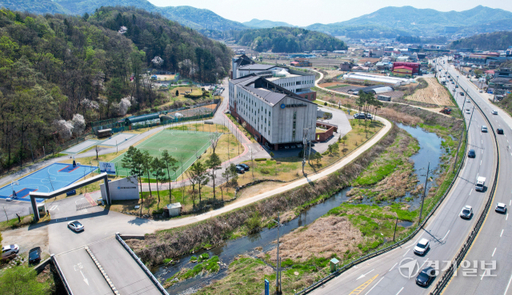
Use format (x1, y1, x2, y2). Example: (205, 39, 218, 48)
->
(302, 128, 309, 175)
(274, 213, 282, 295)
(393, 216, 399, 242)
(418, 162, 430, 225)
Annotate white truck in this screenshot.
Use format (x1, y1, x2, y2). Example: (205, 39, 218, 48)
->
(476, 177, 486, 192)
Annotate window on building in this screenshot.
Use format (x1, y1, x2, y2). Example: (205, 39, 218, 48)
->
(293, 121, 296, 129)
(292, 130, 296, 139)
(293, 111, 297, 119)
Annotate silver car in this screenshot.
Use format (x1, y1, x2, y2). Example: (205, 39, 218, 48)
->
(496, 203, 507, 214)
(67, 220, 84, 232)
(2, 244, 19, 259)
(460, 205, 473, 219)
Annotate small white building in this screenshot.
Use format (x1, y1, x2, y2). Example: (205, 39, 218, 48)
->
(164, 203, 182, 217)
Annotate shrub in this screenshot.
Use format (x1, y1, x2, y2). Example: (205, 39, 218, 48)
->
(260, 168, 270, 174)
(254, 158, 267, 161)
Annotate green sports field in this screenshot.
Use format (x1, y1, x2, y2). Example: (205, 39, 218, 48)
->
(111, 129, 219, 180)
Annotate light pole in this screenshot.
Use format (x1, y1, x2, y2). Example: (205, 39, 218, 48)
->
(418, 162, 430, 225)
(272, 213, 283, 295)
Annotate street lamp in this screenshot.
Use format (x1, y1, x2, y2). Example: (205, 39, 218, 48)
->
(272, 214, 283, 295)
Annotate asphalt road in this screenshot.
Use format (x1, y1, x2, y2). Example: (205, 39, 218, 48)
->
(439, 59, 512, 295)
(311, 58, 498, 295)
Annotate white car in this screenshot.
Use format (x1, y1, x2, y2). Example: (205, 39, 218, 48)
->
(67, 220, 84, 232)
(496, 203, 507, 214)
(414, 238, 430, 256)
(460, 205, 473, 219)
(465, 109, 471, 114)
(2, 244, 19, 259)
(481, 126, 488, 133)
(491, 110, 498, 115)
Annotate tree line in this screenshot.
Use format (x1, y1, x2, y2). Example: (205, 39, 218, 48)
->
(449, 31, 512, 50)
(121, 144, 239, 216)
(0, 7, 233, 173)
(225, 27, 347, 53)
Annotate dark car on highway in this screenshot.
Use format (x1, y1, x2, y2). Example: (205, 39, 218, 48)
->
(29, 247, 41, 265)
(416, 266, 436, 287)
(497, 128, 504, 135)
(468, 149, 476, 158)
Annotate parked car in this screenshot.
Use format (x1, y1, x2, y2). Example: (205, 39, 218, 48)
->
(235, 166, 245, 174)
(67, 220, 84, 232)
(416, 266, 437, 287)
(239, 163, 250, 171)
(413, 238, 430, 256)
(492, 110, 498, 115)
(353, 113, 366, 119)
(28, 247, 41, 265)
(460, 205, 473, 219)
(2, 244, 19, 259)
(496, 203, 507, 214)
(467, 149, 476, 158)
(497, 128, 504, 135)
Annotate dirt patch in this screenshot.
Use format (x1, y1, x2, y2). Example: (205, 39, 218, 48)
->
(261, 215, 362, 263)
(406, 77, 453, 106)
(235, 181, 288, 203)
(2, 225, 49, 260)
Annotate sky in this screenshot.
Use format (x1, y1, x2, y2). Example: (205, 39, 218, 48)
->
(147, 0, 512, 27)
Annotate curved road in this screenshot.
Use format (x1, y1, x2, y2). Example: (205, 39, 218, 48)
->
(311, 58, 498, 295)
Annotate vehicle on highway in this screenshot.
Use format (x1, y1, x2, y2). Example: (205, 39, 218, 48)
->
(455, 85, 459, 88)
(2, 244, 19, 259)
(460, 92, 465, 96)
(481, 126, 488, 132)
(497, 128, 504, 135)
(466, 99, 470, 103)
(460, 205, 473, 219)
(416, 266, 436, 287)
(414, 238, 430, 256)
(465, 109, 470, 114)
(28, 247, 41, 265)
(475, 176, 486, 192)
(479, 90, 483, 93)
(238, 163, 250, 171)
(496, 203, 507, 214)
(491, 110, 498, 115)
(468, 149, 476, 158)
(67, 220, 84, 232)
(235, 166, 245, 174)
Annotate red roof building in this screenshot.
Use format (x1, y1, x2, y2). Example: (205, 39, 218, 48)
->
(392, 62, 420, 74)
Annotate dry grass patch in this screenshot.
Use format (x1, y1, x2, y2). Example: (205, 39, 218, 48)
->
(262, 216, 362, 263)
(406, 77, 453, 106)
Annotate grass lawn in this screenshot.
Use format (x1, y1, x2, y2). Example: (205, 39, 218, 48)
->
(239, 119, 384, 185)
(110, 129, 217, 181)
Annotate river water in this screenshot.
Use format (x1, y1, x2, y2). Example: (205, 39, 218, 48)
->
(154, 123, 444, 294)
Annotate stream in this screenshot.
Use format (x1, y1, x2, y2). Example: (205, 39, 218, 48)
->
(154, 123, 445, 294)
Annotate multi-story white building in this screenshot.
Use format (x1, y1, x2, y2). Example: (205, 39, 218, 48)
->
(231, 55, 317, 101)
(229, 75, 317, 150)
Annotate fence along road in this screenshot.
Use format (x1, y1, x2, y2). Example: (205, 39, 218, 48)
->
(307, 62, 498, 295)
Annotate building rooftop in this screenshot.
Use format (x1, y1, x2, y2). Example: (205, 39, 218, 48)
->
(242, 86, 287, 106)
(239, 64, 277, 71)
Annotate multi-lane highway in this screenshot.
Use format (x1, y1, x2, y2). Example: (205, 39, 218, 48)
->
(441, 59, 512, 295)
(311, 58, 499, 295)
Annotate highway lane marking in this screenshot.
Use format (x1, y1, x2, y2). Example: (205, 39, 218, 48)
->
(492, 248, 497, 257)
(510, 200, 511, 206)
(501, 229, 504, 237)
(469, 189, 473, 195)
(480, 160, 482, 166)
(357, 269, 375, 280)
(504, 274, 512, 295)
(349, 274, 379, 295)
(419, 258, 430, 270)
(364, 277, 384, 295)
(403, 249, 410, 257)
(389, 262, 398, 272)
(396, 287, 404, 295)
(507, 213, 509, 221)
(441, 230, 450, 241)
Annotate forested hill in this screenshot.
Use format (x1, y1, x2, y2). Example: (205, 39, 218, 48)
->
(449, 31, 512, 50)
(89, 7, 232, 83)
(0, 0, 248, 33)
(229, 27, 347, 53)
(0, 7, 232, 172)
